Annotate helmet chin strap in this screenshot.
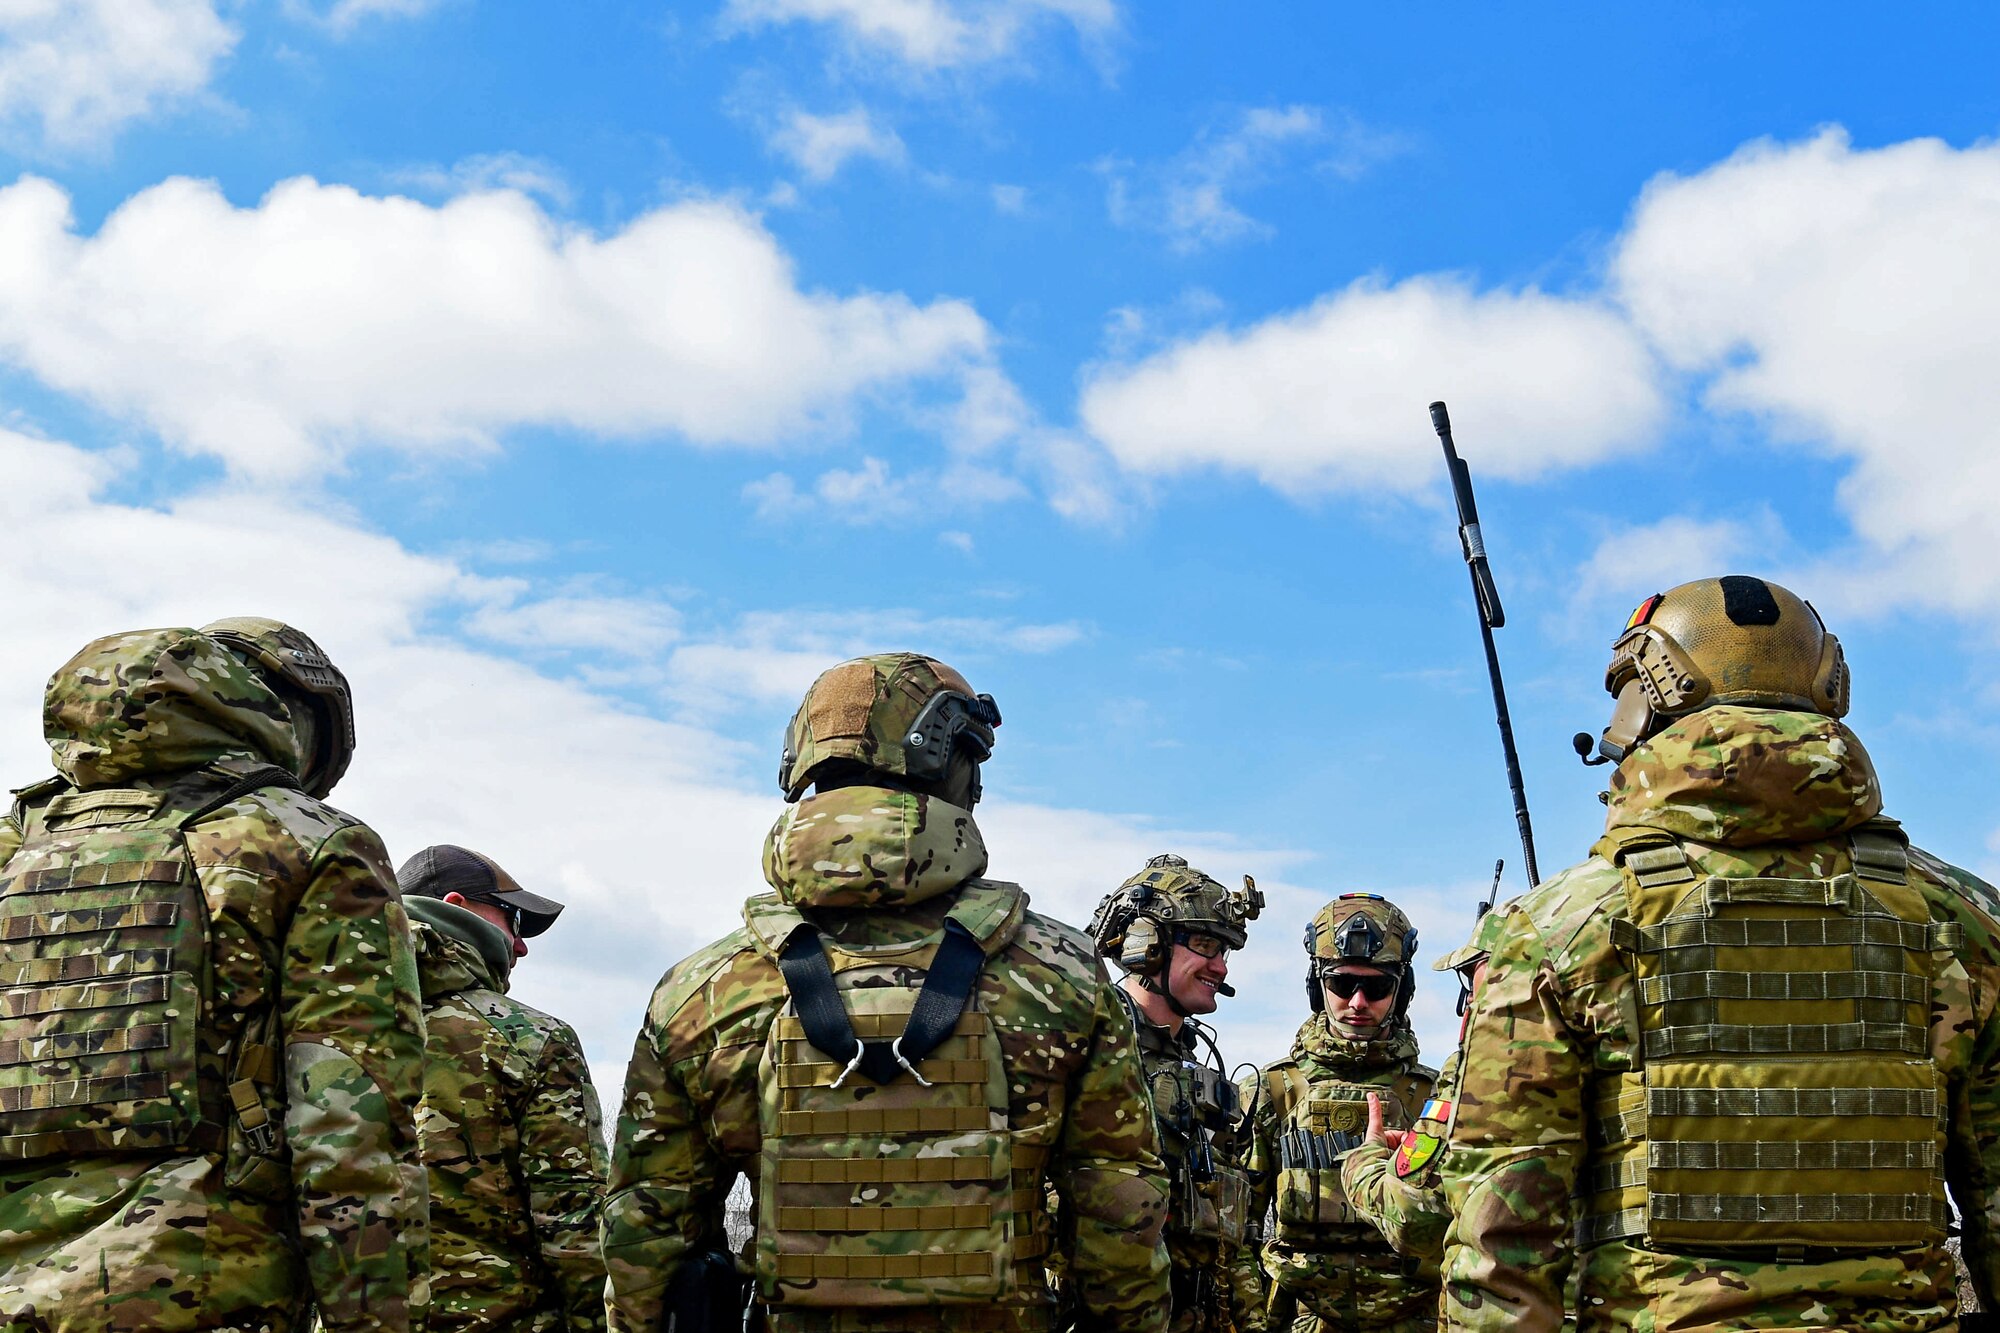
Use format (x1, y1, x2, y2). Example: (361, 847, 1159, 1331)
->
(1139, 972, 1193, 1020)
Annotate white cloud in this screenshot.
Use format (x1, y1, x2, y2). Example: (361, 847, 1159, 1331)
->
(0, 174, 997, 481)
(387, 151, 573, 207)
(0, 0, 236, 150)
(661, 605, 1087, 718)
(0, 426, 1128, 1096)
(1612, 128, 2000, 616)
(990, 184, 1027, 215)
(767, 107, 906, 182)
(0, 420, 1490, 1091)
(288, 0, 450, 32)
(1104, 105, 1405, 253)
(1079, 274, 1665, 495)
(720, 0, 1117, 71)
(743, 453, 1027, 525)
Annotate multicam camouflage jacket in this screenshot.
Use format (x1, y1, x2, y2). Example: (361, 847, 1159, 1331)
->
(409, 897, 609, 1333)
(1238, 1016, 1438, 1332)
(1338, 1048, 1459, 1269)
(602, 784, 1171, 1333)
(1122, 1006, 1263, 1333)
(0, 627, 429, 1333)
(1439, 705, 2000, 1332)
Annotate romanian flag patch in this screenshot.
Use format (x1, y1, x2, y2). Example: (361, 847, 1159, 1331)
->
(1625, 593, 1664, 631)
(1395, 1131, 1442, 1179)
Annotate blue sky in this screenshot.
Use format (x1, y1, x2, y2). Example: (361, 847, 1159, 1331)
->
(4, 1, 2000, 1089)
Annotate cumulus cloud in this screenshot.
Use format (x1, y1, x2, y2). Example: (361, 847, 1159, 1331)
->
(743, 446, 1027, 525)
(0, 174, 997, 480)
(766, 107, 906, 181)
(1079, 274, 1665, 495)
(1104, 104, 1404, 253)
(1612, 129, 2000, 616)
(0, 0, 236, 150)
(0, 425, 1393, 1085)
(719, 0, 1117, 71)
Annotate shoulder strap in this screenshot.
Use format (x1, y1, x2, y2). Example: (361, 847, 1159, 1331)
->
(776, 918, 988, 1087)
(174, 765, 302, 828)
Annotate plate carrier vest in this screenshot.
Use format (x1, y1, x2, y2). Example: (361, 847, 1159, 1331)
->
(1260, 1065, 1408, 1244)
(744, 881, 1031, 1319)
(0, 765, 298, 1161)
(1584, 817, 1957, 1252)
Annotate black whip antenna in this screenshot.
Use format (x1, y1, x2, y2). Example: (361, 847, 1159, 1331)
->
(1431, 401, 1539, 886)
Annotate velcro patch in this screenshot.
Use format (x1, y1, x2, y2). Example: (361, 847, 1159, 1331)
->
(1394, 1131, 1442, 1179)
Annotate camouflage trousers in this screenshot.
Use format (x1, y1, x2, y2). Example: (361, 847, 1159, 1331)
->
(1285, 1315, 1434, 1333)
(1262, 1243, 1436, 1333)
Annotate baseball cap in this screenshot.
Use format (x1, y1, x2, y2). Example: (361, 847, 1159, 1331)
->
(396, 844, 564, 938)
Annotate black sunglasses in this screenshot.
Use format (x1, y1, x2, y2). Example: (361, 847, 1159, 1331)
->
(1326, 971, 1398, 1002)
(473, 898, 524, 938)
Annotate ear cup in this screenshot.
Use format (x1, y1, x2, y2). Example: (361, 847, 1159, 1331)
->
(1120, 917, 1165, 975)
(1394, 968, 1415, 1018)
(1306, 970, 1324, 1014)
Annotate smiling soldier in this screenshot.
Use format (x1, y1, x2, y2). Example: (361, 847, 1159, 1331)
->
(1087, 855, 1266, 1333)
(1238, 895, 1439, 1333)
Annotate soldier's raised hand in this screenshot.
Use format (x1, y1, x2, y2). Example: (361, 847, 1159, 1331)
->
(1364, 1092, 1408, 1152)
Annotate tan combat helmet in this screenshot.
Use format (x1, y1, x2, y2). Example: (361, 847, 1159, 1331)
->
(1089, 853, 1263, 979)
(1304, 893, 1419, 1020)
(1586, 575, 1848, 764)
(779, 653, 1001, 802)
(201, 617, 356, 798)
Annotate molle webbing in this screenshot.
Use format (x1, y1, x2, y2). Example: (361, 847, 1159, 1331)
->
(1267, 1067, 1380, 1240)
(0, 767, 296, 1161)
(1586, 823, 1952, 1252)
(759, 899, 1019, 1311)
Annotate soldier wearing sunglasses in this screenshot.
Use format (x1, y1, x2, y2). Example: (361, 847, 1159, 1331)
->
(1237, 894, 1440, 1332)
(398, 845, 610, 1333)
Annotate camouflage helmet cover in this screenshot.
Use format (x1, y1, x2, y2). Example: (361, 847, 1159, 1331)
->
(1595, 575, 1847, 762)
(779, 652, 1001, 801)
(200, 617, 356, 798)
(1088, 853, 1264, 975)
(1306, 893, 1419, 969)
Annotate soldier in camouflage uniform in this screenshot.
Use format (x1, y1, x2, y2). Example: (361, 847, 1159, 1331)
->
(1339, 911, 1511, 1269)
(604, 653, 1170, 1333)
(1439, 575, 2000, 1331)
(1086, 855, 1266, 1333)
(0, 620, 429, 1333)
(1238, 894, 1439, 1333)
(400, 844, 609, 1333)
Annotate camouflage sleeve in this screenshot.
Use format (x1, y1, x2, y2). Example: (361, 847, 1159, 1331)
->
(603, 959, 736, 1333)
(1224, 1236, 1266, 1333)
(282, 822, 431, 1333)
(1050, 971, 1171, 1332)
(521, 1021, 610, 1333)
(1933, 864, 2000, 1307)
(1437, 903, 1581, 1331)
(1341, 1142, 1447, 1267)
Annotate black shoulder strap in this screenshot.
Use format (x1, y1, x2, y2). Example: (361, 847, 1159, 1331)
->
(176, 765, 303, 828)
(776, 919, 986, 1087)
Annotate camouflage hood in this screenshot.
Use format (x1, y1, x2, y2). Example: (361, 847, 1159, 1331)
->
(761, 784, 988, 909)
(407, 896, 513, 999)
(1291, 1010, 1420, 1074)
(1605, 704, 1882, 848)
(42, 627, 305, 789)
